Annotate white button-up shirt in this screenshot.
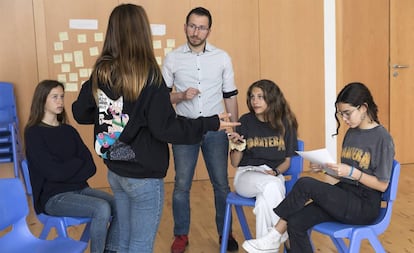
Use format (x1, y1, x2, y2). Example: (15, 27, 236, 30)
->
(162, 42, 237, 119)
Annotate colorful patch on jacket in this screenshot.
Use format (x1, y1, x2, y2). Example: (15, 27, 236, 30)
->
(95, 89, 129, 159)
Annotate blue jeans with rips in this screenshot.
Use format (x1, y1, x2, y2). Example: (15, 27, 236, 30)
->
(45, 186, 119, 253)
(108, 170, 164, 253)
(172, 130, 230, 236)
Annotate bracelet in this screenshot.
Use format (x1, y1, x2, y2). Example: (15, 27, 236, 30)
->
(274, 168, 280, 176)
(348, 166, 354, 177)
(357, 170, 363, 181)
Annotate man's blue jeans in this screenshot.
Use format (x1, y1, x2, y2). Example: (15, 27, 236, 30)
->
(172, 130, 230, 236)
(45, 186, 119, 253)
(108, 170, 164, 253)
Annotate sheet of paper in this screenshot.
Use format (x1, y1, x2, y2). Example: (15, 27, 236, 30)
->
(296, 148, 335, 165)
(296, 149, 354, 180)
(69, 19, 98, 30)
(150, 24, 166, 36)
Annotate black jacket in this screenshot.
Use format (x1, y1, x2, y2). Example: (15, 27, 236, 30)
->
(25, 124, 95, 214)
(72, 78, 219, 178)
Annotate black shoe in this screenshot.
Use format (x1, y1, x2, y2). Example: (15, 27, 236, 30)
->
(219, 233, 239, 252)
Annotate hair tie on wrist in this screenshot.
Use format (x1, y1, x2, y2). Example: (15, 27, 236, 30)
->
(348, 166, 354, 177)
(357, 170, 363, 181)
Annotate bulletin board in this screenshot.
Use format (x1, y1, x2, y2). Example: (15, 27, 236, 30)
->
(33, 0, 261, 187)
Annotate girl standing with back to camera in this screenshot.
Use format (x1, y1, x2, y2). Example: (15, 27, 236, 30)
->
(72, 4, 239, 253)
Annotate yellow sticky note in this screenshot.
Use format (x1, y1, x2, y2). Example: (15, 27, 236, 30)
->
(65, 83, 78, 92)
(79, 68, 89, 78)
(153, 40, 162, 49)
(54, 42, 63, 51)
(94, 32, 104, 42)
(59, 32, 69, 41)
(156, 56, 162, 65)
(61, 63, 71, 73)
(57, 74, 66, 82)
(77, 34, 87, 43)
(74, 51, 84, 67)
(64, 53, 73, 62)
(89, 47, 99, 56)
(167, 39, 175, 48)
(53, 54, 63, 64)
(69, 73, 78, 82)
(164, 47, 172, 56)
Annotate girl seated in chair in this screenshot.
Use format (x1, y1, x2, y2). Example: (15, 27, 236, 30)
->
(228, 79, 298, 240)
(242, 82, 395, 253)
(24, 80, 119, 253)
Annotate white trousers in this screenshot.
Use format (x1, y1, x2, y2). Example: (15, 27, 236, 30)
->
(233, 165, 286, 238)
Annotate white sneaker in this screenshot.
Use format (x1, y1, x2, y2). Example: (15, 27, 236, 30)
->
(242, 228, 281, 253)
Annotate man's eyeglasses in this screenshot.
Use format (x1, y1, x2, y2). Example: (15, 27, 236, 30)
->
(336, 105, 360, 119)
(186, 24, 209, 32)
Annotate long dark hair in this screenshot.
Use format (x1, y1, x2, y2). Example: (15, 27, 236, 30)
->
(247, 79, 298, 136)
(25, 80, 67, 132)
(334, 82, 379, 135)
(92, 4, 163, 102)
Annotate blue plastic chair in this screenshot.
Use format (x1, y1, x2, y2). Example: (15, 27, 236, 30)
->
(0, 82, 18, 125)
(310, 160, 401, 253)
(220, 139, 304, 253)
(21, 159, 92, 242)
(0, 82, 28, 192)
(0, 122, 24, 178)
(0, 178, 87, 253)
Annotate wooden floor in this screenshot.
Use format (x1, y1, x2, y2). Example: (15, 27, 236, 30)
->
(9, 164, 414, 252)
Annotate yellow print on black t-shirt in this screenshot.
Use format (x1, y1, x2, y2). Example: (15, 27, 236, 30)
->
(246, 136, 285, 151)
(341, 146, 370, 170)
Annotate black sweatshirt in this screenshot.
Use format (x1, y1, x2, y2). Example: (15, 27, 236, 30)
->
(72, 78, 220, 179)
(25, 123, 95, 214)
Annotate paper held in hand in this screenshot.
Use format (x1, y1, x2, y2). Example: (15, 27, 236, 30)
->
(296, 148, 353, 179)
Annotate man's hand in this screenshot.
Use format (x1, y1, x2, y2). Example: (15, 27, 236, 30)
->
(182, 87, 200, 101)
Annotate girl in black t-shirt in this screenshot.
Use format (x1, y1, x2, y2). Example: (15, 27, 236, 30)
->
(228, 79, 298, 239)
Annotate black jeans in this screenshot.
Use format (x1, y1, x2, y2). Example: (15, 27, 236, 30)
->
(274, 177, 381, 253)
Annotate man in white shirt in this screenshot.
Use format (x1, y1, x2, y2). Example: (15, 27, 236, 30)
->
(162, 6, 239, 253)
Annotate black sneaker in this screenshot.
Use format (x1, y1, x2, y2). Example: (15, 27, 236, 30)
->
(219, 233, 239, 252)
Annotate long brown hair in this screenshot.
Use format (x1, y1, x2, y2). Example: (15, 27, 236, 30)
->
(25, 80, 68, 132)
(92, 4, 163, 101)
(247, 79, 298, 136)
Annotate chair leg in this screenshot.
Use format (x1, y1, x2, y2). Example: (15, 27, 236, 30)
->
(39, 223, 54, 240)
(39, 220, 69, 240)
(348, 229, 386, 253)
(365, 236, 386, 253)
(220, 203, 232, 253)
(331, 237, 348, 253)
(21, 160, 32, 195)
(79, 222, 91, 242)
(10, 127, 19, 178)
(234, 205, 253, 240)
